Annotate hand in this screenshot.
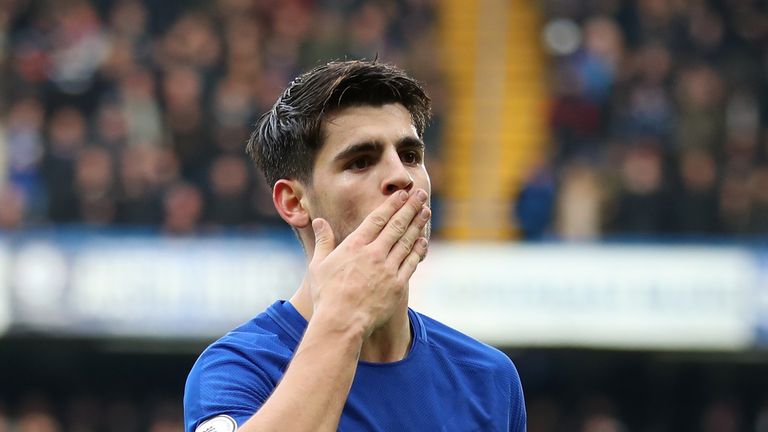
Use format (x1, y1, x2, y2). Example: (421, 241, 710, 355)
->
(307, 189, 431, 338)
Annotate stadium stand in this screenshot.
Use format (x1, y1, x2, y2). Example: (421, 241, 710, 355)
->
(2, 0, 768, 431)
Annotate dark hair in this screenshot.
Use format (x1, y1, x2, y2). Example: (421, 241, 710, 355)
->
(246, 60, 431, 187)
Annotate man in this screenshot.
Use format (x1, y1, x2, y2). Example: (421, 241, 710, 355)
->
(184, 60, 526, 432)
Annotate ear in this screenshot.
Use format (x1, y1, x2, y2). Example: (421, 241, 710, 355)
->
(273, 179, 311, 228)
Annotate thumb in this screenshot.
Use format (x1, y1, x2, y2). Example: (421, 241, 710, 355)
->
(311, 218, 335, 262)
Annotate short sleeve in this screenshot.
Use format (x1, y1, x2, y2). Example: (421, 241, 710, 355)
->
(184, 341, 280, 432)
(509, 361, 527, 432)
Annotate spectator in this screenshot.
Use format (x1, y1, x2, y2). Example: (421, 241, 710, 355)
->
(719, 167, 752, 234)
(162, 181, 203, 235)
(4, 98, 45, 219)
(615, 42, 674, 141)
(0, 404, 8, 432)
(556, 161, 604, 240)
(156, 11, 222, 71)
(578, 396, 628, 432)
(675, 148, 720, 233)
(581, 414, 627, 432)
(160, 65, 210, 183)
(117, 67, 163, 149)
(0, 184, 25, 230)
(16, 394, 61, 432)
(675, 64, 725, 154)
(43, 107, 87, 223)
(94, 102, 128, 149)
(613, 142, 669, 233)
(700, 399, 742, 432)
(108, 0, 150, 45)
(73, 146, 115, 225)
(114, 146, 163, 225)
(211, 76, 253, 154)
(206, 154, 251, 227)
(516, 164, 556, 240)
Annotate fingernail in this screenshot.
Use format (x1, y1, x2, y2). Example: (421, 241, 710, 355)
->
(417, 190, 428, 202)
(418, 238, 428, 248)
(420, 207, 430, 220)
(398, 190, 408, 202)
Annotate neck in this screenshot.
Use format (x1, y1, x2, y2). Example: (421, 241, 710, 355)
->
(289, 279, 412, 363)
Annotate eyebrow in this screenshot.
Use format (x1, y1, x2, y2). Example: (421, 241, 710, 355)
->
(398, 136, 426, 152)
(332, 136, 425, 163)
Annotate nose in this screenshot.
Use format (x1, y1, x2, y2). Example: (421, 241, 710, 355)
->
(381, 154, 414, 195)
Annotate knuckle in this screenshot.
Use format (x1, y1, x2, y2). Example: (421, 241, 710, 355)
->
(346, 234, 364, 248)
(391, 219, 407, 235)
(370, 214, 388, 229)
(385, 264, 398, 278)
(397, 237, 413, 252)
(365, 245, 384, 261)
(391, 271, 400, 282)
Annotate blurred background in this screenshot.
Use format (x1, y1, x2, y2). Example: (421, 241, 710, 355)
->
(1, 0, 767, 430)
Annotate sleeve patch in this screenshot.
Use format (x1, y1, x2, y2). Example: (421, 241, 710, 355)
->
(195, 415, 238, 432)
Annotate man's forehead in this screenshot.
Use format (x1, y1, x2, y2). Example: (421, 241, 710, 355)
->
(321, 103, 418, 145)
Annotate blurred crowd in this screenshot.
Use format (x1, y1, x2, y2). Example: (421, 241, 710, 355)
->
(4, 0, 767, 240)
(2, 391, 768, 432)
(527, 395, 768, 432)
(0, 0, 440, 234)
(525, 0, 768, 240)
(0, 393, 182, 432)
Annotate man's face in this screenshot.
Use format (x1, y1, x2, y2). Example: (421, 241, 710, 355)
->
(304, 103, 431, 245)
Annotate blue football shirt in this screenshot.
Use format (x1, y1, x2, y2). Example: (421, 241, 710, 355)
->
(184, 300, 526, 431)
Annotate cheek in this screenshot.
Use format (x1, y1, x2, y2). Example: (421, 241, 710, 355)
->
(337, 190, 367, 226)
(334, 197, 358, 224)
(325, 200, 363, 244)
(313, 185, 364, 231)
(340, 192, 387, 239)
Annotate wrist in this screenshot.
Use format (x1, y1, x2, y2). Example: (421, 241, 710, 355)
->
(310, 305, 368, 345)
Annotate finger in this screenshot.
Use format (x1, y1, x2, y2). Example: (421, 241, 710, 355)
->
(397, 236, 428, 281)
(311, 218, 335, 263)
(351, 190, 409, 244)
(373, 189, 428, 251)
(386, 206, 430, 267)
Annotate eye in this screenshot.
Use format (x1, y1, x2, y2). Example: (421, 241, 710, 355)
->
(347, 156, 373, 171)
(401, 150, 422, 165)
